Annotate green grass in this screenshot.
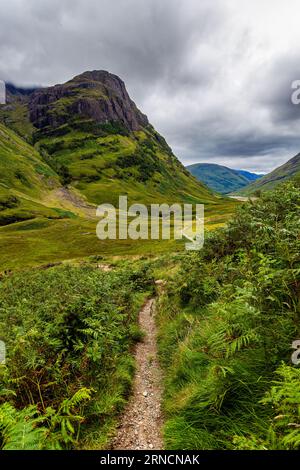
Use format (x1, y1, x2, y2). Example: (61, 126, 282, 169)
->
(187, 163, 261, 194)
(0, 123, 59, 197)
(36, 125, 220, 207)
(157, 182, 300, 450)
(0, 264, 154, 449)
(0, 197, 238, 272)
(0, 216, 189, 271)
(0, 120, 237, 271)
(237, 153, 300, 195)
(0, 101, 34, 142)
(0, 122, 68, 225)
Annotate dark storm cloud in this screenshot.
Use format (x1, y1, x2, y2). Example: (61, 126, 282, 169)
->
(1, 0, 300, 172)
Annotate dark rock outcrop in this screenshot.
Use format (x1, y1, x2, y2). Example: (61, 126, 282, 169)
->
(5, 83, 38, 104)
(29, 70, 148, 132)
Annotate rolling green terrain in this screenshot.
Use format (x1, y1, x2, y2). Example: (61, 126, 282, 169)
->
(186, 163, 262, 194)
(238, 152, 300, 195)
(0, 118, 236, 271)
(0, 121, 99, 230)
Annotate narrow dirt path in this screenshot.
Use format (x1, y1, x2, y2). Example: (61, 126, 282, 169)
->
(112, 298, 163, 450)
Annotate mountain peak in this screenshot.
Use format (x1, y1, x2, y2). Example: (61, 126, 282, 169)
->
(70, 69, 124, 84)
(29, 70, 148, 133)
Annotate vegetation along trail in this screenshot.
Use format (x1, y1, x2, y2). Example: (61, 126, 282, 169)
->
(112, 298, 163, 450)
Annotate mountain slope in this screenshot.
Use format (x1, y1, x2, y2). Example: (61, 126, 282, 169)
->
(236, 169, 263, 182)
(0, 122, 94, 226)
(238, 153, 300, 195)
(28, 71, 218, 206)
(186, 163, 262, 194)
(0, 84, 37, 142)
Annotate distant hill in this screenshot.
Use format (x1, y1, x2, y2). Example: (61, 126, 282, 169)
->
(238, 153, 300, 195)
(186, 163, 262, 194)
(236, 169, 262, 182)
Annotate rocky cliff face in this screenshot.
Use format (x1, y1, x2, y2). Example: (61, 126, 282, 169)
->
(29, 70, 148, 132)
(5, 83, 37, 102)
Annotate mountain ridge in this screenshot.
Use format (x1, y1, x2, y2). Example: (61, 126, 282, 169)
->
(0, 71, 230, 229)
(186, 162, 262, 194)
(237, 152, 300, 195)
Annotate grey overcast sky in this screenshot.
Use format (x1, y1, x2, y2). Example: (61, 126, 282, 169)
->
(1, 0, 300, 172)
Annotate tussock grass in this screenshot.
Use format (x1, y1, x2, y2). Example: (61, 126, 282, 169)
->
(157, 182, 300, 450)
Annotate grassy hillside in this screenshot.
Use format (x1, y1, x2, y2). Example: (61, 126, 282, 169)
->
(187, 163, 262, 194)
(0, 101, 34, 143)
(238, 153, 300, 195)
(36, 126, 218, 206)
(0, 123, 66, 226)
(0, 120, 236, 271)
(157, 182, 300, 450)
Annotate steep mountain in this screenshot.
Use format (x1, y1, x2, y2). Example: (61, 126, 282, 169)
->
(29, 71, 148, 133)
(238, 152, 300, 195)
(5, 83, 38, 99)
(27, 70, 218, 206)
(186, 163, 262, 194)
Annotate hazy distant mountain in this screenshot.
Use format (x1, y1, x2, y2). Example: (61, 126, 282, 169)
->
(186, 163, 263, 194)
(238, 152, 300, 195)
(236, 169, 263, 182)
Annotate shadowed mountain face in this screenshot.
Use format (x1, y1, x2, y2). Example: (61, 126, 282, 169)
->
(29, 71, 148, 133)
(237, 153, 300, 195)
(236, 170, 263, 182)
(186, 163, 262, 194)
(0, 84, 37, 141)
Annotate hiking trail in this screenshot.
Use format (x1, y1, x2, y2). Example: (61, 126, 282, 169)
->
(112, 297, 163, 450)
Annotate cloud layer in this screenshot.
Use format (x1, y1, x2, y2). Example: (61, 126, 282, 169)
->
(1, 0, 300, 172)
